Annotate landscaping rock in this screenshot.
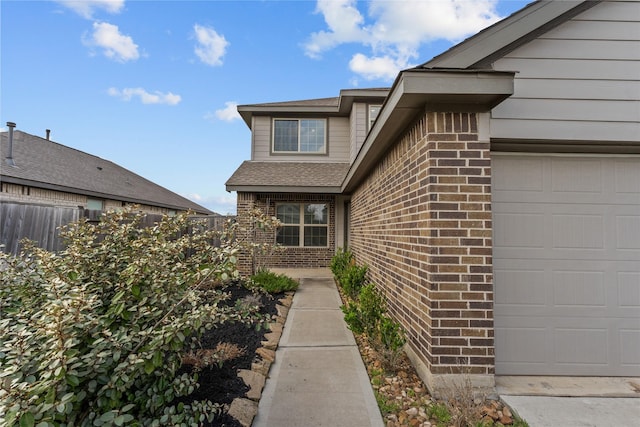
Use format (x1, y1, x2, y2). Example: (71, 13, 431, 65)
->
(238, 369, 266, 401)
(256, 347, 276, 363)
(228, 398, 258, 427)
(261, 330, 282, 350)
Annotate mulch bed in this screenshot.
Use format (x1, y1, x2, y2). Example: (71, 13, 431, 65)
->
(179, 283, 280, 427)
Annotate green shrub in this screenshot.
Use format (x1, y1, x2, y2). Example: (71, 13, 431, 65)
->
(357, 283, 385, 337)
(379, 315, 406, 353)
(0, 208, 265, 426)
(341, 301, 365, 335)
(341, 283, 406, 370)
(340, 264, 368, 299)
(249, 269, 299, 293)
(330, 247, 353, 278)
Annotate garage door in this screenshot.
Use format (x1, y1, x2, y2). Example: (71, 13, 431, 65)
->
(493, 154, 640, 376)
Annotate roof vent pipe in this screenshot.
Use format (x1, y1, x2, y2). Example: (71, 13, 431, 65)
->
(5, 122, 16, 167)
(46, 129, 51, 140)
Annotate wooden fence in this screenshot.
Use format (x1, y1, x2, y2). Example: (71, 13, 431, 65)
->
(0, 202, 230, 256)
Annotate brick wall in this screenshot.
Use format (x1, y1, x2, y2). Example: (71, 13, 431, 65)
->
(1, 183, 183, 216)
(235, 192, 336, 276)
(349, 111, 494, 393)
(1, 183, 85, 207)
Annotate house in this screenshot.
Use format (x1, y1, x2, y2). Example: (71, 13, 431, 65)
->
(1, 123, 214, 253)
(226, 0, 640, 394)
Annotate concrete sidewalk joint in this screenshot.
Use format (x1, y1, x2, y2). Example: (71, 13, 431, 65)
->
(253, 273, 384, 427)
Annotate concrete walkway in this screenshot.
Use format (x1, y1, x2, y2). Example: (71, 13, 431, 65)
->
(253, 269, 384, 427)
(254, 269, 640, 427)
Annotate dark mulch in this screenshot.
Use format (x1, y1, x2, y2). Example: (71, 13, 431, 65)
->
(179, 283, 280, 427)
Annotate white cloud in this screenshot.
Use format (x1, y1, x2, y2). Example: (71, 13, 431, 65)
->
(108, 87, 181, 105)
(304, 0, 367, 59)
(208, 101, 240, 122)
(84, 22, 139, 62)
(56, 0, 125, 19)
(304, 0, 504, 81)
(349, 53, 403, 81)
(193, 24, 229, 66)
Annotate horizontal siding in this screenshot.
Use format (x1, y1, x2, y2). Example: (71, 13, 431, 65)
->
(493, 99, 637, 122)
(540, 20, 640, 41)
(252, 116, 271, 161)
(329, 117, 350, 160)
(490, 119, 640, 142)
(496, 58, 640, 80)
(252, 116, 350, 162)
(507, 39, 640, 61)
(511, 79, 639, 101)
(491, 1, 640, 143)
(574, 1, 640, 21)
(351, 103, 367, 163)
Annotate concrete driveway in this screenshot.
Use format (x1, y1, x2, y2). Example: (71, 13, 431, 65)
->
(497, 376, 640, 427)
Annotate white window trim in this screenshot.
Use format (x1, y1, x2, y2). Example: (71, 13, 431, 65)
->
(272, 118, 327, 154)
(276, 203, 329, 247)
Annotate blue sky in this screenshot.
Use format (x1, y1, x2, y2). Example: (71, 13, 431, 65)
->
(1, 0, 531, 214)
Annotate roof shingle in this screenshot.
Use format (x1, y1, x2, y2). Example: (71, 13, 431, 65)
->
(226, 161, 350, 192)
(1, 130, 212, 214)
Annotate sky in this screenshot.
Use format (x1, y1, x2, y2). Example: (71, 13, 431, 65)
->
(1, 0, 531, 215)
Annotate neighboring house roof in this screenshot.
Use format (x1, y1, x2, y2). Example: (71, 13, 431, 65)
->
(1, 129, 213, 214)
(226, 161, 349, 193)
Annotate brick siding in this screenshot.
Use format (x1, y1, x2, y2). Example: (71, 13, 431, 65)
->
(349, 111, 494, 391)
(235, 192, 336, 276)
(1, 183, 185, 215)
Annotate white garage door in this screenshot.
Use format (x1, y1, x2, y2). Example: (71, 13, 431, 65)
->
(493, 154, 640, 376)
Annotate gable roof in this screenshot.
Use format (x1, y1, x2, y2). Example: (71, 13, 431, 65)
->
(1, 130, 213, 214)
(421, 0, 601, 70)
(342, 1, 601, 193)
(226, 161, 349, 193)
(237, 88, 389, 128)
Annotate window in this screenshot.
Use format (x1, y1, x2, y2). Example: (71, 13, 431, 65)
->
(368, 105, 381, 131)
(276, 203, 328, 247)
(87, 198, 103, 210)
(273, 119, 326, 153)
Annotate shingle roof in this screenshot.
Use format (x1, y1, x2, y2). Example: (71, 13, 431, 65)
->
(240, 97, 340, 108)
(226, 161, 350, 193)
(1, 130, 212, 214)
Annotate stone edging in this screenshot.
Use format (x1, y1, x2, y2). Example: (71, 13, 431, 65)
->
(227, 291, 294, 427)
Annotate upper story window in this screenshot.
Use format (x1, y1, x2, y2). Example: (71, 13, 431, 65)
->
(368, 105, 381, 131)
(273, 119, 326, 154)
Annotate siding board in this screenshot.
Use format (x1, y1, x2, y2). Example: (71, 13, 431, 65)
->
(511, 79, 639, 101)
(491, 1, 639, 143)
(490, 119, 640, 142)
(492, 99, 638, 122)
(540, 20, 640, 40)
(496, 58, 640, 80)
(508, 39, 640, 61)
(574, 2, 640, 21)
